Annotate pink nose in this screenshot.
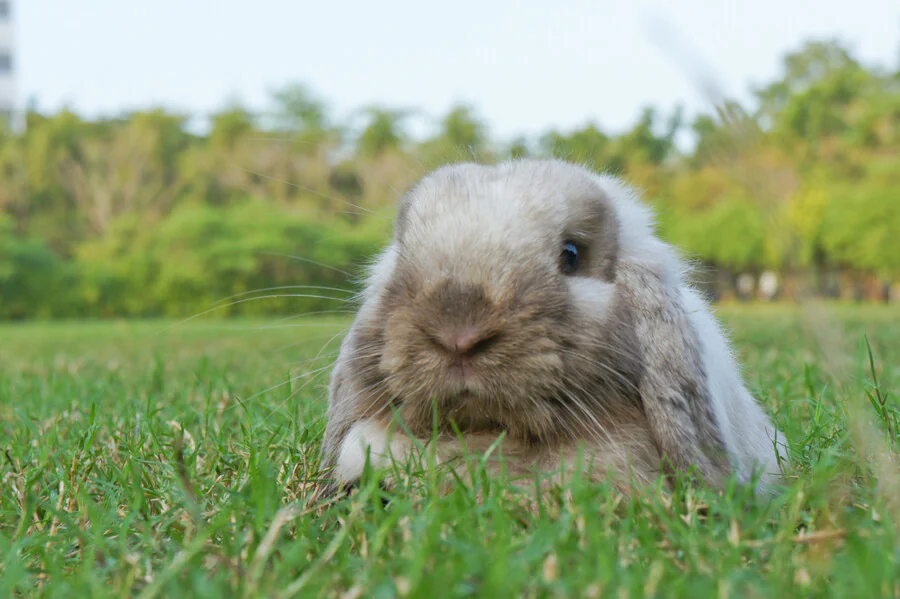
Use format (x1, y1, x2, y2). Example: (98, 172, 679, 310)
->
(435, 327, 495, 356)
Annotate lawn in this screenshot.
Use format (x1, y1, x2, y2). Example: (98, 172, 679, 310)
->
(1, 305, 898, 597)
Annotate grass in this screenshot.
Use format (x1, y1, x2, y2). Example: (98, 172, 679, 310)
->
(0, 304, 898, 597)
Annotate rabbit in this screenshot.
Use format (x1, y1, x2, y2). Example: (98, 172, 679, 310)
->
(317, 158, 786, 497)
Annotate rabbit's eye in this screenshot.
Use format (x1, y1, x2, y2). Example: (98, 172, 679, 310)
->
(560, 241, 580, 275)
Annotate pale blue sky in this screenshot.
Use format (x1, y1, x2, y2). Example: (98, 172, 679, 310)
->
(16, 0, 900, 140)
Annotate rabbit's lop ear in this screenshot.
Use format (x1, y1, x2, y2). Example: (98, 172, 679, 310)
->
(618, 265, 732, 486)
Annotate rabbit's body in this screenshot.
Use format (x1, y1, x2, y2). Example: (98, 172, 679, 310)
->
(320, 159, 784, 494)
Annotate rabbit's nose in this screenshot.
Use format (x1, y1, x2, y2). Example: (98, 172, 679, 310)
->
(433, 327, 498, 357)
(422, 278, 501, 358)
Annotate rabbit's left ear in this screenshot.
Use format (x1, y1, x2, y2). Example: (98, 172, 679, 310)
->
(618, 265, 732, 486)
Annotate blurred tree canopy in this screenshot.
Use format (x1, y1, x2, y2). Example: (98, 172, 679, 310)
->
(0, 39, 898, 318)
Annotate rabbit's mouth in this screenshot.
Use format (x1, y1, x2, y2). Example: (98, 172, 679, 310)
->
(446, 360, 478, 386)
(383, 355, 570, 445)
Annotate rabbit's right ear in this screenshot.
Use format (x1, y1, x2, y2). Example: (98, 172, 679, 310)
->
(617, 265, 733, 486)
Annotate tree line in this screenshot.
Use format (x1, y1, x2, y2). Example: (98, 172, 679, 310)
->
(1, 39, 899, 319)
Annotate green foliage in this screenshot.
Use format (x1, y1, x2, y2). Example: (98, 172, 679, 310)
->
(1, 38, 899, 318)
(0, 216, 71, 318)
(541, 123, 613, 169)
(209, 106, 256, 150)
(665, 196, 771, 270)
(75, 201, 387, 317)
(822, 170, 900, 276)
(268, 83, 330, 137)
(357, 107, 409, 157)
(0, 306, 898, 596)
(419, 104, 490, 164)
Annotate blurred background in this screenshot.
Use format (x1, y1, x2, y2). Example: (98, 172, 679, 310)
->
(1, 0, 899, 319)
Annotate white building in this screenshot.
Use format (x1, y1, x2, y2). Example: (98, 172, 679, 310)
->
(0, 1, 16, 131)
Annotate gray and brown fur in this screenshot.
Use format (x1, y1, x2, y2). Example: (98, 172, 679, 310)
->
(318, 159, 785, 496)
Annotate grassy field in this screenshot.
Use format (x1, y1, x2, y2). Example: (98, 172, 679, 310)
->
(1, 305, 898, 597)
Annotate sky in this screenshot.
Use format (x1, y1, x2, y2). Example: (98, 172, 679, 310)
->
(15, 0, 900, 141)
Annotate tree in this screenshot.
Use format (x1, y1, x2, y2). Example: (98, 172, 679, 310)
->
(540, 123, 611, 170)
(438, 105, 487, 153)
(209, 105, 256, 150)
(755, 40, 861, 117)
(61, 115, 185, 235)
(615, 106, 682, 166)
(506, 137, 530, 159)
(1, 36, 900, 319)
(268, 83, 329, 135)
(356, 107, 409, 157)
